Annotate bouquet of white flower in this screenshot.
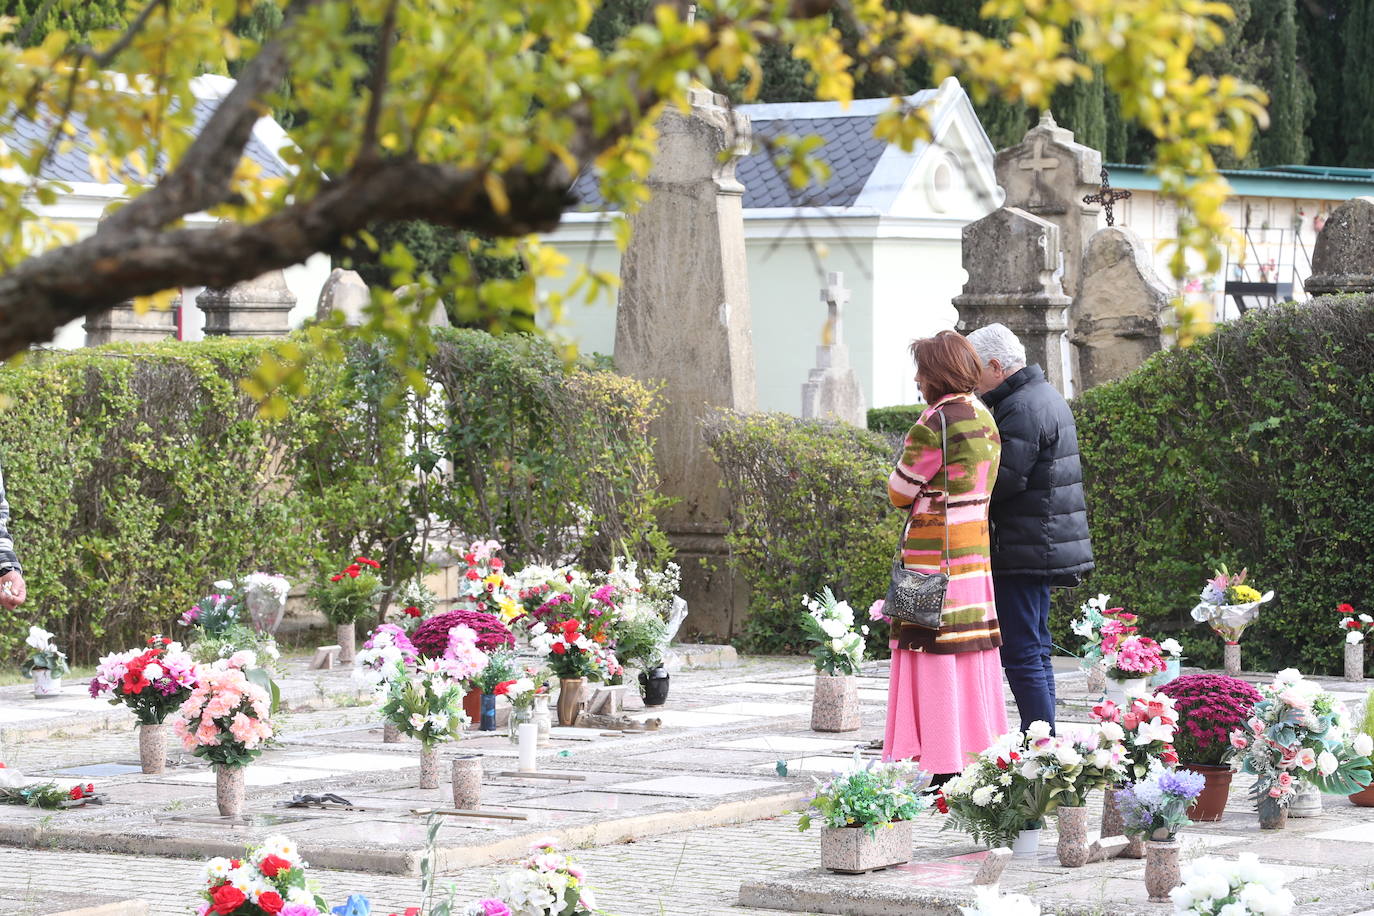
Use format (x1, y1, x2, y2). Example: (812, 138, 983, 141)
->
(1169, 852, 1294, 915)
(801, 587, 869, 676)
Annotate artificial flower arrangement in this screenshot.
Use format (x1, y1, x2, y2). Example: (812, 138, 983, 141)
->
(796, 759, 931, 836)
(239, 572, 292, 633)
(937, 728, 1054, 849)
(89, 635, 199, 724)
(1229, 668, 1374, 805)
(1114, 761, 1206, 841)
(1104, 634, 1167, 682)
(353, 624, 420, 698)
(311, 557, 386, 625)
(958, 886, 1041, 916)
(490, 837, 600, 916)
(181, 582, 284, 670)
(1069, 592, 1114, 671)
(1189, 564, 1273, 648)
(388, 578, 439, 634)
(20, 625, 69, 682)
(378, 624, 489, 745)
(1022, 720, 1128, 809)
(173, 656, 275, 768)
(512, 564, 587, 620)
(525, 582, 622, 647)
(1090, 693, 1181, 781)
(473, 650, 520, 696)
(801, 587, 869, 676)
(412, 609, 515, 657)
(1339, 602, 1372, 645)
(529, 618, 611, 681)
(0, 780, 100, 809)
(453, 539, 519, 620)
(1158, 674, 1262, 767)
(1168, 853, 1295, 915)
(197, 834, 329, 916)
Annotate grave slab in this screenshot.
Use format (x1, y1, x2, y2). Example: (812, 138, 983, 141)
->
(628, 710, 752, 728)
(699, 683, 811, 696)
(625, 747, 777, 768)
(701, 701, 812, 717)
(51, 763, 145, 778)
(161, 765, 353, 786)
(718, 735, 859, 754)
(754, 755, 858, 775)
(605, 774, 785, 795)
(505, 791, 668, 813)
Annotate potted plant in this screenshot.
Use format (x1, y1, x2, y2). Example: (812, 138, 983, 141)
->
(472, 650, 518, 731)
(1089, 692, 1179, 856)
(1189, 565, 1273, 677)
(801, 587, 868, 732)
(939, 727, 1053, 857)
(20, 626, 68, 697)
(172, 656, 274, 818)
(239, 572, 291, 634)
(1114, 764, 1206, 900)
(797, 761, 930, 873)
(311, 557, 386, 664)
(90, 635, 200, 773)
(1170, 853, 1296, 915)
(612, 611, 670, 706)
(411, 607, 515, 722)
(1102, 633, 1166, 704)
(1350, 691, 1374, 806)
(1158, 673, 1261, 821)
(1338, 602, 1371, 681)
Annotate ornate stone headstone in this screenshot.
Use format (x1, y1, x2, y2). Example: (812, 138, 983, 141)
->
(1305, 197, 1374, 295)
(614, 85, 757, 638)
(995, 112, 1103, 302)
(315, 268, 370, 324)
(84, 296, 179, 345)
(198, 270, 296, 337)
(952, 207, 1072, 393)
(800, 271, 866, 426)
(1071, 227, 1168, 389)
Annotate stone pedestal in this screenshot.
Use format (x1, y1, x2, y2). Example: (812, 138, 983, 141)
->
(801, 272, 866, 426)
(316, 268, 370, 323)
(952, 207, 1072, 393)
(84, 297, 179, 346)
(198, 270, 296, 337)
(614, 86, 757, 639)
(1305, 197, 1374, 295)
(1346, 641, 1365, 681)
(1071, 227, 1167, 389)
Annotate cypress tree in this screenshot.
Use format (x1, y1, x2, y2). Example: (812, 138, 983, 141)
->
(1342, 1, 1374, 165)
(4, 0, 127, 46)
(1298, 1, 1346, 166)
(1255, 0, 1312, 165)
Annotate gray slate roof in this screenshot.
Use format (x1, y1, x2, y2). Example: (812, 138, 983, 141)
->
(6, 98, 288, 184)
(571, 95, 933, 212)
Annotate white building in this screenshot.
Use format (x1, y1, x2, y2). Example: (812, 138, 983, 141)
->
(540, 78, 1002, 412)
(8, 75, 331, 348)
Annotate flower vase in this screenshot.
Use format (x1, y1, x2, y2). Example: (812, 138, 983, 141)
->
(1288, 782, 1322, 818)
(1103, 677, 1147, 706)
(336, 621, 356, 664)
(532, 695, 552, 743)
(245, 589, 286, 634)
(1086, 662, 1107, 694)
(1257, 795, 1288, 830)
(382, 721, 402, 744)
(1102, 789, 1145, 858)
(1144, 839, 1181, 901)
(138, 723, 166, 775)
(31, 668, 62, 698)
(479, 693, 497, 731)
(1223, 642, 1241, 678)
(419, 744, 440, 789)
(1150, 658, 1181, 688)
(819, 821, 913, 873)
(557, 678, 586, 727)
(508, 706, 532, 744)
(451, 755, 482, 810)
(639, 667, 670, 706)
(215, 765, 245, 818)
(1010, 827, 1042, 859)
(1346, 641, 1365, 681)
(1056, 805, 1089, 868)
(811, 673, 861, 732)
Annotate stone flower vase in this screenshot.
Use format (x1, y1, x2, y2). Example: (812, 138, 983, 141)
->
(138, 723, 167, 775)
(1223, 642, 1242, 678)
(811, 673, 860, 732)
(215, 765, 245, 818)
(451, 755, 482, 810)
(1257, 795, 1288, 830)
(31, 668, 62, 698)
(419, 744, 441, 789)
(1056, 805, 1089, 868)
(820, 821, 912, 874)
(1086, 661, 1107, 694)
(557, 678, 586, 727)
(336, 621, 356, 664)
(1102, 788, 1145, 858)
(382, 721, 402, 744)
(1183, 765, 1232, 822)
(1144, 839, 1181, 901)
(1288, 782, 1322, 818)
(1346, 641, 1365, 681)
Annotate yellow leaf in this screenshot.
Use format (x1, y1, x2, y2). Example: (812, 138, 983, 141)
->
(483, 172, 510, 215)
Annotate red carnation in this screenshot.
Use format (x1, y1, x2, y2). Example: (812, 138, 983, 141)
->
(356, 556, 380, 569)
(68, 785, 84, 799)
(464, 552, 477, 564)
(1348, 619, 1363, 629)
(1339, 603, 1356, 615)
(404, 606, 421, 618)
(257, 891, 285, 914)
(551, 642, 567, 655)
(493, 679, 518, 696)
(466, 569, 481, 581)
(209, 884, 246, 915)
(258, 854, 293, 878)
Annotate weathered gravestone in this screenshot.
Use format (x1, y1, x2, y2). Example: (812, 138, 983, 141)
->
(1305, 196, 1374, 295)
(1071, 227, 1168, 388)
(198, 269, 296, 337)
(952, 207, 1071, 393)
(316, 268, 370, 324)
(614, 85, 757, 638)
(800, 271, 866, 427)
(395, 284, 452, 327)
(84, 296, 179, 346)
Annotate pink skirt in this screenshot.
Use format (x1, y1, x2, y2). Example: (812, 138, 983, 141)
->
(882, 643, 1007, 775)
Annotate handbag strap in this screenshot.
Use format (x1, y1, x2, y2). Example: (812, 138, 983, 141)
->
(893, 406, 950, 571)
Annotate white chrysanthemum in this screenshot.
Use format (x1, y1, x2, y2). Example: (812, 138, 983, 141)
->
(970, 786, 994, 806)
(204, 857, 232, 880)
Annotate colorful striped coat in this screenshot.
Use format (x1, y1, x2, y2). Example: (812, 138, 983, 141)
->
(887, 393, 1001, 655)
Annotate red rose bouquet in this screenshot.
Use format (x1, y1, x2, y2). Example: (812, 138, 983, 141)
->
(198, 834, 327, 916)
(310, 557, 385, 625)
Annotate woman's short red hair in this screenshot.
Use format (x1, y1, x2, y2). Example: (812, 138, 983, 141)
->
(910, 331, 982, 402)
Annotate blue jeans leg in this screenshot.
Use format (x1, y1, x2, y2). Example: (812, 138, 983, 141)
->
(994, 574, 1056, 732)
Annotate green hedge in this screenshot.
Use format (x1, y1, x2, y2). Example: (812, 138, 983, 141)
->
(1059, 295, 1374, 675)
(0, 330, 664, 662)
(705, 412, 898, 656)
(867, 404, 925, 436)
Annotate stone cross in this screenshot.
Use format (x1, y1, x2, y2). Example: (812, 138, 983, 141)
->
(1082, 167, 1131, 227)
(1017, 138, 1060, 209)
(1070, 226, 1167, 389)
(820, 271, 849, 347)
(802, 270, 865, 426)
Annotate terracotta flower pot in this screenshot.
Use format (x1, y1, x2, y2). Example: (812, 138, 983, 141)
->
(462, 687, 482, 723)
(820, 821, 912, 873)
(557, 678, 586, 727)
(1183, 764, 1233, 822)
(1056, 805, 1089, 867)
(215, 765, 245, 818)
(1144, 839, 1181, 901)
(811, 673, 860, 732)
(1257, 795, 1288, 830)
(336, 621, 356, 664)
(1349, 784, 1374, 807)
(138, 723, 166, 775)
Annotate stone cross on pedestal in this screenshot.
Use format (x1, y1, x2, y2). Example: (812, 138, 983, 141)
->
(801, 271, 865, 427)
(1017, 138, 1059, 210)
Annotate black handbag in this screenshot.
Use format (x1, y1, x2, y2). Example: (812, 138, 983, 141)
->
(884, 408, 950, 631)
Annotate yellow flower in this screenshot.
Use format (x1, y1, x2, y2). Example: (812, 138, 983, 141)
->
(496, 596, 521, 622)
(1229, 585, 1262, 604)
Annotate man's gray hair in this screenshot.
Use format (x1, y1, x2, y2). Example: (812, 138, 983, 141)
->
(966, 323, 1027, 371)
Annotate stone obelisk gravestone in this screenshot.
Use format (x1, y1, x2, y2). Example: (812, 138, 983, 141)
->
(1071, 227, 1168, 387)
(952, 208, 1072, 393)
(614, 86, 757, 638)
(198, 270, 297, 337)
(84, 296, 179, 345)
(1305, 197, 1374, 295)
(800, 271, 866, 426)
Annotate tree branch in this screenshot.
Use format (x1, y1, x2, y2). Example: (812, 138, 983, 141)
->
(357, 0, 400, 167)
(71, 0, 170, 68)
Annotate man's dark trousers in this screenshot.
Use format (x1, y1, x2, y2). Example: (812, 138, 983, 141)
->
(995, 574, 1056, 732)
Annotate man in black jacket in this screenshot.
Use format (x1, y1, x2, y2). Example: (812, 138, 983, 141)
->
(966, 324, 1093, 731)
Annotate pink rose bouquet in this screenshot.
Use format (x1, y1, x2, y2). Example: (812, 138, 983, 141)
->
(174, 664, 274, 767)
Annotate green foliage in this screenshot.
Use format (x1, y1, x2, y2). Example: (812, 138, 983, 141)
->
(473, 650, 518, 693)
(705, 411, 897, 656)
(310, 568, 385, 625)
(796, 761, 931, 835)
(0, 781, 76, 809)
(1060, 295, 1374, 676)
(1361, 688, 1374, 737)
(611, 612, 668, 670)
(867, 404, 926, 436)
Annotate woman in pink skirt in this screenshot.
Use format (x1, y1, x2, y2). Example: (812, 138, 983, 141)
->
(882, 331, 1007, 782)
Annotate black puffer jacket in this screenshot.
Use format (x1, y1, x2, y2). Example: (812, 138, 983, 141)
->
(981, 365, 1094, 581)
